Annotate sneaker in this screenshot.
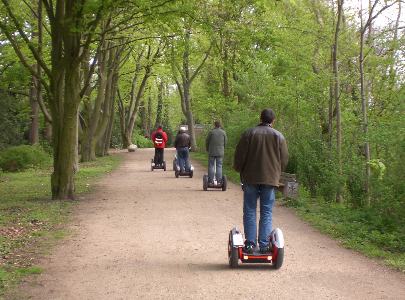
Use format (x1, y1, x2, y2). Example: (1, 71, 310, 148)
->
(244, 241, 255, 254)
(259, 242, 273, 254)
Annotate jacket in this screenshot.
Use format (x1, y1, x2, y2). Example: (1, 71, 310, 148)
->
(233, 124, 288, 186)
(206, 127, 227, 157)
(174, 132, 191, 148)
(151, 129, 168, 149)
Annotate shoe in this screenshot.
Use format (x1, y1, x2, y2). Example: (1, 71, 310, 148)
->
(244, 241, 255, 254)
(259, 242, 273, 254)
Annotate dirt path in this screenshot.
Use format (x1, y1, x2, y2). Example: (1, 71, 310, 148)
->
(18, 148, 405, 299)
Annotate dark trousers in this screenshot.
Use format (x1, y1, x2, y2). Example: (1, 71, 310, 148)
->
(154, 148, 164, 164)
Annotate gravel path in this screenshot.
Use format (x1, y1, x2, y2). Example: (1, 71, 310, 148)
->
(19, 148, 405, 299)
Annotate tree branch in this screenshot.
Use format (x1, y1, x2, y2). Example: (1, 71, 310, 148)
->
(0, 22, 50, 96)
(1, 0, 52, 78)
(190, 43, 213, 83)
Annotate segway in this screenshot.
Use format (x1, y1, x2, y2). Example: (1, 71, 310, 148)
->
(173, 154, 178, 171)
(174, 159, 194, 178)
(228, 227, 285, 269)
(151, 158, 166, 171)
(203, 175, 227, 191)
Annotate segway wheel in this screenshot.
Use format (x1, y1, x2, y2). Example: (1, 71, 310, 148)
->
(203, 175, 208, 191)
(189, 170, 193, 178)
(163, 161, 166, 171)
(151, 165, 154, 171)
(273, 247, 284, 269)
(228, 232, 239, 268)
(222, 175, 227, 191)
(173, 160, 176, 171)
(175, 171, 179, 178)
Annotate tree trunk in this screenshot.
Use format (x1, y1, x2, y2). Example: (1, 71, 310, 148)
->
(29, 75, 40, 144)
(124, 66, 152, 147)
(101, 69, 119, 155)
(183, 84, 197, 151)
(147, 94, 152, 136)
(359, 5, 371, 206)
(333, 0, 344, 203)
(81, 45, 109, 162)
(51, 62, 81, 200)
(155, 80, 164, 128)
(44, 119, 52, 141)
(222, 45, 231, 98)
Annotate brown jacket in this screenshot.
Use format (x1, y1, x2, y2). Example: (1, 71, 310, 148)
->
(233, 124, 288, 186)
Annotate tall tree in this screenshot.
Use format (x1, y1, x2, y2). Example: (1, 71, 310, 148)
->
(358, 0, 398, 205)
(118, 43, 162, 148)
(0, 0, 108, 199)
(170, 25, 212, 151)
(332, 0, 344, 203)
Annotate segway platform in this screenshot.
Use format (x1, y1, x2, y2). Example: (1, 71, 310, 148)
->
(203, 175, 227, 191)
(228, 227, 285, 269)
(174, 165, 194, 178)
(151, 159, 166, 171)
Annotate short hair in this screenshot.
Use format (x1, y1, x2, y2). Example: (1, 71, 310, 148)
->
(214, 121, 221, 128)
(157, 125, 162, 129)
(260, 109, 276, 124)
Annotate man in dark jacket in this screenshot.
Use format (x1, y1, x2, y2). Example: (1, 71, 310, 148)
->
(233, 108, 288, 254)
(174, 127, 191, 172)
(206, 121, 227, 183)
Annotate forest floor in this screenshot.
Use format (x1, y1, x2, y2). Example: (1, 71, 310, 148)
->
(12, 148, 405, 299)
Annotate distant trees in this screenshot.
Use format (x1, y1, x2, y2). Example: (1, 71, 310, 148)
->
(0, 0, 403, 210)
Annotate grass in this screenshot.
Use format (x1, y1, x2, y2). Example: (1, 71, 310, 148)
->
(190, 151, 405, 273)
(0, 154, 122, 296)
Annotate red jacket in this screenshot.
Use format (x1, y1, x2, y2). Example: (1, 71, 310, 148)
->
(151, 129, 168, 149)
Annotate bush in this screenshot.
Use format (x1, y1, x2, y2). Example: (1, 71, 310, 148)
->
(132, 133, 154, 148)
(0, 145, 51, 172)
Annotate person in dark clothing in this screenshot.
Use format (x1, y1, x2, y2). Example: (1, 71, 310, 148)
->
(233, 109, 288, 254)
(206, 121, 227, 184)
(151, 125, 168, 166)
(174, 127, 191, 172)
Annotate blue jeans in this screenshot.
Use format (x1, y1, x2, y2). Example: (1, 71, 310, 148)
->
(208, 156, 223, 182)
(243, 184, 276, 248)
(177, 147, 190, 172)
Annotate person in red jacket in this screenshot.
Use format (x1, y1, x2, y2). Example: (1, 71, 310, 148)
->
(151, 125, 168, 166)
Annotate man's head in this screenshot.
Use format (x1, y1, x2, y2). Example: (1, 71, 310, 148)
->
(260, 108, 276, 125)
(214, 121, 221, 128)
(157, 125, 162, 130)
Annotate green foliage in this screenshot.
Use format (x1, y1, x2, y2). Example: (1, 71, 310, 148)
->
(0, 92, 29, 150)
(0, 145, 51, 172)
(132, 133, 154, 148)
(283, 196, 405, 272)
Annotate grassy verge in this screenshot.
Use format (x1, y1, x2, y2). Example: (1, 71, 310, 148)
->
(0, 154, 122, 296)
(190, 152, 405, 273)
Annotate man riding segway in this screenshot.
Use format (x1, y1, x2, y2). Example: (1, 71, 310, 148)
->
(203, 121, 227, 191)
(151, 125, 168, 168)
(233, 108, 288, 254)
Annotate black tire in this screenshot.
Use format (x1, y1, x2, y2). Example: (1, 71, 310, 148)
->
(222, 176, 227, 191)
(273, 247, 284, 269)
(151, 164, 154, 171)
(189, 170, 193, 178)
(203, 175, 208, 191)
(228, 232, 239, 268)
(175, 171, 179, 178)
(163, 161, 166, 171)
(173, 160, 176, 171)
